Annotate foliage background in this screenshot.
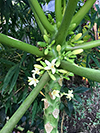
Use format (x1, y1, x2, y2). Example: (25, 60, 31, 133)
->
(0, 0, 100, 132)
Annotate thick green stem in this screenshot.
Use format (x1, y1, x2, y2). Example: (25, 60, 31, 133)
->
(28, 0, 45, 36)
(71, 0, 96, 30)
(28, 0, 55, 34)
(0, 33, 48, 57)
(44, 78, 61, 133)
(0, 72, 50, 133)
(61, 60, 100, 83)
(65, 40, 100, 51)
(55, 0, 78, 45)
(55, 0, 62, 23)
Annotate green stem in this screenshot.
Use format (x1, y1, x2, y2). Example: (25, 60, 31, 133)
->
(55, 0, 78, 45)
(28, 0, 55, 34)
(71, 0, 96, 30)
(65, 40, 100, 51)
(62, 0, 66, 15)
(28, 0, 45, 36)
(0, 72, 50, 133)
(61, 60, 100, 83)
(55, 0, 62, 23)
(0, 33, 45, 57)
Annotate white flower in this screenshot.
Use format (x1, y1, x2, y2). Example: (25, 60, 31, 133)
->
(44, 59, 56, 74)
(66, 90, 74, 101)
(32, 68, 40, 75)
(51, 90, 60, 99)
(28, 74, 39, 86)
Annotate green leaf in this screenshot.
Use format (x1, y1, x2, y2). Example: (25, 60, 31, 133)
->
(31, 100, 38, 125)
(74, 86, 90, 93)
(0, 58, 15, 66)
(2, 64, 19, 94)
(63, 76, 70, 80)
(19, 52, 27, 67)
(9, 67, 20, 94)
(74, 94, 82, 103)
(65, 100, 74, 117)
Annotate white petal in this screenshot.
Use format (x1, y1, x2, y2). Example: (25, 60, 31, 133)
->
(45, 60, 51, 66)
(32, 74, 36, 78)
(44, 66, 50, 70)
(52, 68, 56, 74)
(29, 80, 34, 85)
(28, 77, 33, 80)
(52, 59, 56, 64)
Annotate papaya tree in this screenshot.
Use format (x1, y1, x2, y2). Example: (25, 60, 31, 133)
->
(0, 0, 100, 133)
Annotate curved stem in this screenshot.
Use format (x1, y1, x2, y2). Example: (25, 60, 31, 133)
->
(28, 1, 45, 36)
(61, 60, 100, 83)
(71, 0, 96, 30)
(28, 0, 55, 34)
(55, 0, 62, 23)
(65, 40, 100, 51)
(55, 0, 78, 45)
(0, 72, 50, 133)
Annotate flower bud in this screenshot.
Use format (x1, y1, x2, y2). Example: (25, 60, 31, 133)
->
(71, 49, 83, 55)
(50, 40, 55, 45)
(56, 60, 61, 67)
(34, 64, 43, 69)
(69, 23, 76, 30)
(43, 35, 50, 43)
(58, 69, 68, 74)
(57, 22, 61, 29)
(48, 14, 52, 20)
(71, 33, 82, 42)
(56, 45, 61, 52)
(44, 49, 49, 55)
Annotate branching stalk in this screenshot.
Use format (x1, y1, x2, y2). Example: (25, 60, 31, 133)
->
(55, 0, 62, 23)
(65, 40, 100, 51)
(0, 33, 44, 57)
(28, 0, 55, 34)
(55, 0, 78, 45)
(71, 0, 96, 30)
(0, 72, 50, 133)
(28, 0, 45, 36)
(61, 60, 100, 82)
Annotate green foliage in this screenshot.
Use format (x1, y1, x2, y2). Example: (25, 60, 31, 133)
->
(0, 0, 100, 132)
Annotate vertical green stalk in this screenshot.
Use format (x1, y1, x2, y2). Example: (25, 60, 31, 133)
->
(55, 0, 78, 45)
(55, 0, 62, 23)
(28, 0, 45, 35)
(28, 0, 55, 34)
(44, 78, 61, 133)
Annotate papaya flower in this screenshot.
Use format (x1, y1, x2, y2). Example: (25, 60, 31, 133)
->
(32, 68, 40, 75)
(44, 59, 56, 74)
(51, 90, 60, 99)
(66, 90, 74, 101)
(28, 74, 39, 86)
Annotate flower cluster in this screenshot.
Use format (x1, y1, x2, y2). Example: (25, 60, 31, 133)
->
(28, 57, 74, 87)
(50, 89, 74, 101)
(28, 68, 40, 87)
